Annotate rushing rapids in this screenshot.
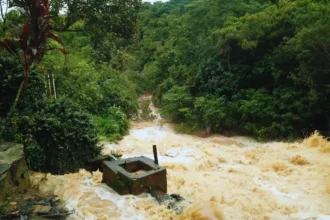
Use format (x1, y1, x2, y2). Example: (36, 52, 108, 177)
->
(30, 104, 330, 220)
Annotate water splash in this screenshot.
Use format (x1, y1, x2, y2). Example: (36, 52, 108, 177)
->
(31, 121, 330, 219)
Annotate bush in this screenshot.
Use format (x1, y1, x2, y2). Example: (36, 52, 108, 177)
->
(194, 96, 228, 131)
(98, 74, 138, 116)
(93, 107, 130, 141)
(160, 86, 194, 122)
(0, 112, 23, 142)
(43, 52, 138, 117)
(21, 99, 101, 174)
(0, 52, 23, 118)
(235, 88, 311, 140)
(1, 90, 102, 174)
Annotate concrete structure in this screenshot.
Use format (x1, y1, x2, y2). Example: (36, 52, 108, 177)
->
(0, 142, 30, 202)
(102, 156, 167, 195)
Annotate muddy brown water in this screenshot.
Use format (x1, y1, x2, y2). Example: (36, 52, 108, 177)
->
(30, 104, 330, 219)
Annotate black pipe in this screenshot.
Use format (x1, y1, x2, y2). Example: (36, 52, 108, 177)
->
(153, 145, 158, 165)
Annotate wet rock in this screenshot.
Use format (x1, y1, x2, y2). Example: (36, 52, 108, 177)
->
(149, 191, 191, 215)
(161, 194, 191, 214)
(0, 143, 30, 202)
(0, 192, 70, 220)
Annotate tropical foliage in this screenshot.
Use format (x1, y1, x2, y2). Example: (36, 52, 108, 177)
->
(1, 0, 330, 176)
(0, 0, 140, 173)
(124, 0, 330, 140)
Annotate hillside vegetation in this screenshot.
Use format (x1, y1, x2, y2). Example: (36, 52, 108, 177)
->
(126, 0, 330, 140)
(1, 0, 329, 172)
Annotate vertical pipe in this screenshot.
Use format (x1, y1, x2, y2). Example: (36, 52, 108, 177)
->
(44, 73, 47, 90)
(52, 74, 56, 99)
(48, 74, 52, 100)
(153, 145, 158, 165)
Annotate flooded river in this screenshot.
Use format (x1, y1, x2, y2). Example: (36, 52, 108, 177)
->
(31, 105, 330, 220)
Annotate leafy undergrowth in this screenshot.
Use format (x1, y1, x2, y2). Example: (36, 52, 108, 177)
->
(93, 107, 130, 142)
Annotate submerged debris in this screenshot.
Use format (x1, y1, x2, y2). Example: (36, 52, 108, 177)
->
(149, 190, 191, 215)
(0, 190, 70, 220)
(162, 194, 191, 215)
(28, 126, 330, 219)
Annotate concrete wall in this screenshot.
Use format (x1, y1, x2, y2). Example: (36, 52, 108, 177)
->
(0, 143, 30, 202)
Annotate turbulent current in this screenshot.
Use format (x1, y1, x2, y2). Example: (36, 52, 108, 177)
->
(30, 104, 330, 220)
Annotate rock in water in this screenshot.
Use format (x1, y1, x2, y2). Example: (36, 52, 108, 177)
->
(162, 194, 191, 215)
(150, 190, 191, 215)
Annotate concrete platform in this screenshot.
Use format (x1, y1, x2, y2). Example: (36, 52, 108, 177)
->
(102, 156, 167, 195)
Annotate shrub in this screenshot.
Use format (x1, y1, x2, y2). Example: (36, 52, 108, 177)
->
(93, 107, 130, 142)
(21, 99, 101, 174)
(193, 96, 228, 131)
(2, 93, 102, 174)
(0, 52, 23, 118)
(160, 86, 194, 122)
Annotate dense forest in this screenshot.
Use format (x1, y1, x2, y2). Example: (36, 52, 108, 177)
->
(1, 0, 330, 173)
(130, 0, 330, 140)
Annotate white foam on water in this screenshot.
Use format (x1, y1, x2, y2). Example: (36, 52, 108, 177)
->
(31, 114, 330, 220)
(254, 177, 300, 200)
(290, 212, 330, 220)
(130, 126, 167, 141)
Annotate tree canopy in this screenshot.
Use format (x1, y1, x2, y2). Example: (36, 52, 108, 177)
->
(1, 0, 330, 162)
(123, 0, 330, 140)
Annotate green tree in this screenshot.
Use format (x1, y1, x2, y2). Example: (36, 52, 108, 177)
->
(125, 0, 330, 140)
